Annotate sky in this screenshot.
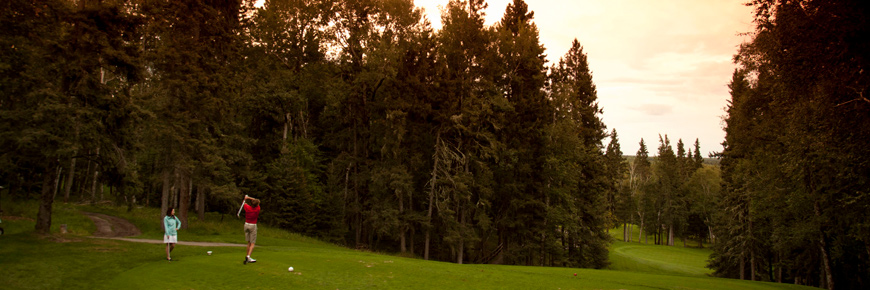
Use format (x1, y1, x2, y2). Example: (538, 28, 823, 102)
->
(413, 0, 755, 156)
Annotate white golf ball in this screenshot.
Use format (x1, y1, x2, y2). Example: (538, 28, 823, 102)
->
(288, 267, 294, 272)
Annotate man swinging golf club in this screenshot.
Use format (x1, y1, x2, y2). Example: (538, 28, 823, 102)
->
(239, 195, 261, 264)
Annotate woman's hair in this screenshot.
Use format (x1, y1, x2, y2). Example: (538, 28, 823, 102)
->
(166, 207, 174, 216)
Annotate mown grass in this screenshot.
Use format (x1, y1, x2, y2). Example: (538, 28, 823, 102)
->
(606, 225, 714, 276)
(0, 198, 814, 290)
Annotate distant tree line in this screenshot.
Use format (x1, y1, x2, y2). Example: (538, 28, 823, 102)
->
(711, 0, 870, 289)
(1, 0, 621, 267)
(610, 136, 718, 250)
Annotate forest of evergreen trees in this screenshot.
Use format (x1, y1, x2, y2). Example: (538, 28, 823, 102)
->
(2, 1, 868, 288)
(0, 0, 620, 267)
(712, 1, 870, 289)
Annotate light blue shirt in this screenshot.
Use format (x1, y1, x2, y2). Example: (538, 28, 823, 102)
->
(164, 216, 181, 236)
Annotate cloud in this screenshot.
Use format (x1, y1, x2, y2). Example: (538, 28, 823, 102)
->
(635, 104, 674, 116)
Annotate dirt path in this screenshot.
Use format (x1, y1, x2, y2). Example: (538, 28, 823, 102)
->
(82, 212, 244, 247)
(83, 212, 142, 237)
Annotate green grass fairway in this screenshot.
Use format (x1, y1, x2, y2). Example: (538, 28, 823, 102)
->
(0, 201, 816, 289)
(606, 226, 714, 276)
(610, 241, 713, 276)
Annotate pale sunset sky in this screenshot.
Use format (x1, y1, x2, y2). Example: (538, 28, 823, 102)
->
(414, 0, 755, 156)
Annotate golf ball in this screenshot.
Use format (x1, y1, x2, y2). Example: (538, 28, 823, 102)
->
(288, 267, 294, 272)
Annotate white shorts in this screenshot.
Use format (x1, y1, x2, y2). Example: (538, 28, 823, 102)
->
(164, 235, 178, 244)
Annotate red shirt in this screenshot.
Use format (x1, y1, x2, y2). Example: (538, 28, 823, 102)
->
(243, 203, 260, 224)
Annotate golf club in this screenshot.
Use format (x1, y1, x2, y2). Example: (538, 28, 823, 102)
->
(237, 195, 248, 217)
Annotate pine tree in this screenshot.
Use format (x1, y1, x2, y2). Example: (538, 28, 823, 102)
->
(632, 139, 652, 243)
(545, 37, 609, 268)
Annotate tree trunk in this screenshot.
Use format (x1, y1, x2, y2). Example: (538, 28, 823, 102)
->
(409, 226, 415, 256)
(80, 149, 92, 200)
(399, 190, 407, 253)
(179, 173, 191, 230)
(708, 225, 715, 244)
(52, 165, 63, 200)
(654, 211, 661, 245)
(90, 147, 100, 204)
(638, 212, 645, 244)
(750, 248, 756, 281)
(740, 253, 745, 280)
(160, 166, 172, 223)
(196, 186, 205, 220)
(813, 201, 834, 290)
(424, 132, 441, 260)
(457, 206, 465, 264)
(36, 159, 60, 234)
(622, 223, 627, 242)
(818, 231, 834, 290)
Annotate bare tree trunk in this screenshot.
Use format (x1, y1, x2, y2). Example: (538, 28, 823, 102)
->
(424, 132, 442, 260)
(668, 224, 674, 246)
(160, 166, 172, 223)
(424, 187, 433, 260)
(740, 253, 745, 280)
(707, 224, 714, 245)
(750, 249, 756, 281)
(655, 211, 661, 245)
(179, 173, 191, 230)
(638, 212, 645, 244)
(623, 223, 629, 242)
(196, 186, 205, 220)
(80, 148, 92, 200)
(399, 189, 406, 253)
(812, 201, 834, 290)
(52, 165, 62, 200)
(89, 147, 100, 204)
(64, 155, 76, 202)
(457, 206, 464, 264)
(353, 127, 361, 248)
(818, 229, 834, 289)
(36, 159, 59, 234)
(409, 226, 415, 256)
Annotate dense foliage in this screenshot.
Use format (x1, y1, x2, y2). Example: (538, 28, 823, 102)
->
(711, 0, 870, 289)
(0, 0, 616, 268)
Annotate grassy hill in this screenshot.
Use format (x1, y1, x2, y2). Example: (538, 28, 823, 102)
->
(0, 200, 810, 289)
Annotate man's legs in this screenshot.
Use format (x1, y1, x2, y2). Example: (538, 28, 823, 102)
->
(243, 224, 257, 263)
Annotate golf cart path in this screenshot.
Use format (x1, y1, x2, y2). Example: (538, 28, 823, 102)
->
(82, 212, 244, 247)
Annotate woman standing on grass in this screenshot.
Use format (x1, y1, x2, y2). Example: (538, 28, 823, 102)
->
(164, 208, 181, 261)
